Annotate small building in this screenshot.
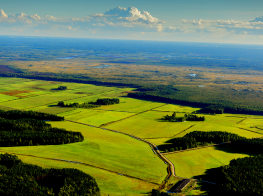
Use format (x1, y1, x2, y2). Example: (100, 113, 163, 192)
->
(168, 179, 191, 193)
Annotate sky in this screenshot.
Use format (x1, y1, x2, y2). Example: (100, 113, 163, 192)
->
(1, 0, 263, 44)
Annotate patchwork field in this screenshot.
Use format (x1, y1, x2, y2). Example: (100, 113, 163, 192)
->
(0, 77, 262, 195)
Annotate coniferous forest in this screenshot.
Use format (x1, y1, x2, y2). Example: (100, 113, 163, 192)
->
(0, 153, 100, 196)
(0, 110, 83, 147)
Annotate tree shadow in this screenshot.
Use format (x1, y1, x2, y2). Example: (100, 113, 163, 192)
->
(192, 143, 258, 195)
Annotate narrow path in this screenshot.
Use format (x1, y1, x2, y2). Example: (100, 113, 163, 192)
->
(100, 104, 167, 127)
(172, 124, 196, 138)
(65, 119, 176, 189)
(236, 126, 263, 135)
(0, 150, 159, 186)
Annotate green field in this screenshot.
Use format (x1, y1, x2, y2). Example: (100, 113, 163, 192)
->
(13, 154, 159, 196)
(166, 146, 249, 179)
(0, 121, 167, 184)
(0, 77, 263, 195)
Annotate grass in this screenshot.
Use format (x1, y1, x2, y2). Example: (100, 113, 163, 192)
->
(0, 121, 167, 184)
(165, 146, 249, 179)
(0, 93, 18, 102)
(154, 104, 201, 113)
(12, 154, 158, 196)
(106, 111, 263, 142)
(105, 111, 200, 138)
(0, 77, 262, 195)
(98, 98, 165, 113)
(36, 106, 77, 114)
(61, 109, 135, 126)
(0, 92, 86, 109)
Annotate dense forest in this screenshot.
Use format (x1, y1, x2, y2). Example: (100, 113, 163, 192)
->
(0, 110, 83, 146)
(220, 154, 263, 196)
(128, 86, 263, 115)
(0, 110, 64, 121)
(0, 153, 100, 196)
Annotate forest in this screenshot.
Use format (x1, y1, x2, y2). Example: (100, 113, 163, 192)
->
(0, 110, 83, 147)
(220, 154, 263, 196)
(0, 153, 100, 196)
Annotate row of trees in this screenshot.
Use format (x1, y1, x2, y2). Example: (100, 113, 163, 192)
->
(199, 105, 224, 114)
(58, 98, 120, 108)
(158, 131, 244, 152)
(0, 153, 100, 196)
(162, 112, 205, 122)
(0, 110, 64, 121)
(58, 101, 99, 109)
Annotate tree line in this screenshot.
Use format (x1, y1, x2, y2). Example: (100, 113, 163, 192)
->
(162, 112, 205, 122)
(0, 110, 64, 121)
(58, 98, 120, 108)
(158, 131, 244, 152)
(0, 153, 100, 196)
(127, 86, 263, 115)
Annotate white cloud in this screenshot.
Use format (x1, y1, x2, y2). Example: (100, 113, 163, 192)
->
(0, 9, 8, 19)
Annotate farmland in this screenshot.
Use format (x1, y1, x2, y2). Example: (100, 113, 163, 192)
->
(0, 77, 262, 195)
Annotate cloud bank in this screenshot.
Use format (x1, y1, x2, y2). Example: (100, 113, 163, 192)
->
(0, 7, 263, 43)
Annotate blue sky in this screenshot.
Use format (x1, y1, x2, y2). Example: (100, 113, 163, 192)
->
(1, 0, 263, 44)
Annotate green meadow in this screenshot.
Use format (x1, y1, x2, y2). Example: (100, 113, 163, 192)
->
(165, 146, 249, 179)
(0, 77, 263, 195)
(13, 155, 159, 196)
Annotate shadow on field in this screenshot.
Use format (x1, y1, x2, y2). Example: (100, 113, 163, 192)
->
(192, 143, 257, 195)
(193, 167, 224, 196)
(214, 143, 257, 156)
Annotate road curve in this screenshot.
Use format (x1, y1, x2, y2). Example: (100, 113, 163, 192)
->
(65, 120, 176, 186)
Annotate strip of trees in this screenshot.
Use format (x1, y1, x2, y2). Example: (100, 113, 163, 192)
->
(162, 112, 205, 122)
(0, 153, 100, 196)
(0, 110, 64, 121)
(158, 131, 244, 152)
(58, 98, 120, 108)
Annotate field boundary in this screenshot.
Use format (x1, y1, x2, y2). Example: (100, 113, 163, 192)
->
(162, 142, 231, 155)
(0, 150, 159, 186)
(100, 104, 167, 127)
(65, 119, 176, 190)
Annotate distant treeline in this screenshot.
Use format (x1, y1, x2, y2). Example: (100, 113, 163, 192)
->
(1, 67, 263, 115)
(0, 110, 83, 147)
(0, 153, 100, 196)
(58, 98, 120, 108)
(0, 110, 64, 121)
(128, 86, 263, 115)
